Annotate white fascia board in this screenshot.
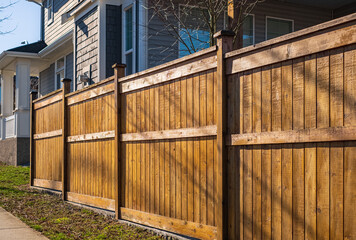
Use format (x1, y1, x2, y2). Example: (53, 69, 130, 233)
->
(0, 51, 40, 70)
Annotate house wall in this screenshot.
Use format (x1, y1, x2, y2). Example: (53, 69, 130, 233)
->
(75, 7, 99, 90)
(251, 0, 332, 44)
(39, 52, 73, 96)
(333, 3, 356, 19)
(106, 4, 122, 78)
(43, 0, 76, 45)
(0, 137, 30, 166)
(39, 63, 55, 96)
(66, 52, 74, 91)
(146, 0, 332, 68)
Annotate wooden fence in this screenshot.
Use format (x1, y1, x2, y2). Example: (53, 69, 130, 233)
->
(30, 14, 356, 240)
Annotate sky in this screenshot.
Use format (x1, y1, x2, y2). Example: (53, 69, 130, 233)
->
(0, 0, 41, 53)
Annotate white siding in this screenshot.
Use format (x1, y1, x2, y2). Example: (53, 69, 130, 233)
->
(43, 0, 76, 45)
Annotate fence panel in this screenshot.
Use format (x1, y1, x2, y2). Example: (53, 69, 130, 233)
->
(65, 78, 116, 210)
(32, 90, 63, 191)
(225, 18, 356, 240)
(119, 48, 218, 239)
(29, 14, 356, 240)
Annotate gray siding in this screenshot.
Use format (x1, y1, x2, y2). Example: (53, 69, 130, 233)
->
(75, 7, 99, 90)
(251, 0, 332, 44)
(65, 52, 74, 92)
(43, 0, 76, 45)
(147, 0, 332, 68)
(147, 6, 179, 69)
(106, 5, 122, 78)
(39, 63, 54, 96)
(39, 52, 73, 96)
(334, 3, 356, 19)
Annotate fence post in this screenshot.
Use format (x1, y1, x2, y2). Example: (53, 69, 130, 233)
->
(29, 90, 37, 187)
(113, 63, 126, 219)
(214, 30, 234, 240)
(61, 78, 71, 201)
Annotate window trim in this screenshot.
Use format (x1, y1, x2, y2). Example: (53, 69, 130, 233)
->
(242, 14, 255, 47)
(54, 56, 66, 90)
(47, 0, 54, 25)
(123, 4, 135, 75)
(265, 16, 294, 41)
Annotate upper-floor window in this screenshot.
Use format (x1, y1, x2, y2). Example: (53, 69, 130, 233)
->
(55, 57, 65, 90)
(179, 6, 210, 58)
(47, 0, 54, 25)
(243, 14, 254, 47)
(124, 6, 134, 75)
(266, 16, 293, 40)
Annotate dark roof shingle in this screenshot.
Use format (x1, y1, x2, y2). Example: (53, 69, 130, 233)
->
(7, 41, 47, 53)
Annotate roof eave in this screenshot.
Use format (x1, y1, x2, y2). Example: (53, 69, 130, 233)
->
(26, 0, 43, 6)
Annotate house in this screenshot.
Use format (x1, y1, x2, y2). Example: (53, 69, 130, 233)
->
(0, 0, 355, 165)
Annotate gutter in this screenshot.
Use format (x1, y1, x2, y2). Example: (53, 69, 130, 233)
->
(0, 51, 39, 60)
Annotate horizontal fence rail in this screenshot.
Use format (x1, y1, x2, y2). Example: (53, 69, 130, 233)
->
(30, 13, 356, 240)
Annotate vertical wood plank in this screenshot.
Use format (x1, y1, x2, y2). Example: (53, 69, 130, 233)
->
(193, 74, 200, 223)
(281, 61, 293, 240)
(329, 49, 344, 240)
(344, 44, 356, 240)
(200, 73, 207, 225)
(252, 69, 262, 240)
(243, 72, 253, 240)
(316, 51, 330, 240)
(261, 66, 272, 240)
(292, 58, 305, 240)
(304, 54, 317, 240)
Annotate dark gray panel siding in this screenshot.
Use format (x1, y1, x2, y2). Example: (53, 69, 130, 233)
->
(66, 52, 74, 92)
(251, 1, 332, 44)
(106, 4, 122, 78)
(147, 7, 179, 69)
(39, 63, 55, 96)
(334, 3, 356, 19)
(146, 0, 332, 68)
(75, 7, 99, 90)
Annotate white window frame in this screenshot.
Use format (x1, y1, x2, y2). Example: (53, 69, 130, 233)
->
(47, 0, 54, 25)
(54, 57, 66, 90)
(123, 3, 136, 75)
(265, 16, 294, 41)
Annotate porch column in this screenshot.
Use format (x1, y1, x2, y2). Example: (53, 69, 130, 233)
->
(0, 70, 14, 140)
(14, 60, 31, 138)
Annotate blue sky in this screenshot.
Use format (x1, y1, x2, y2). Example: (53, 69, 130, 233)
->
(0, 0, 41, 53)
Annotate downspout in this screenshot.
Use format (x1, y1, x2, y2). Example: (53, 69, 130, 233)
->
(40, 5, 44, 41)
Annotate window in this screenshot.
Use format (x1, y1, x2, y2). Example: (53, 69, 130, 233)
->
(55, 57, 65, 90)
(242, 15, 254, 47)
(124, 6, 134, 75)
(266, 17, 293, 40)
(47, 0, 54, 25)
(179, 6, 210, 58)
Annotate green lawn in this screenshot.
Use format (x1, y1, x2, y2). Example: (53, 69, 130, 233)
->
(0, 163, 162, 240)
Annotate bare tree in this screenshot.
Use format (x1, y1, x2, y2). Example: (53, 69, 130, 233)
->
(146, 0, 263, 56)
(0, 0, 17, 35)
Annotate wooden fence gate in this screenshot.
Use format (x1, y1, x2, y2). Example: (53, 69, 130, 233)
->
(30, 14, 356, 240)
